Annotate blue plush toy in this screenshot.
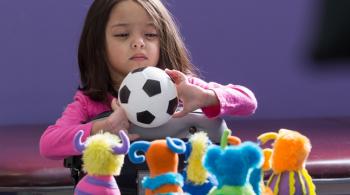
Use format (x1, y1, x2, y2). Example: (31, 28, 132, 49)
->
(203, 129, 263, 195)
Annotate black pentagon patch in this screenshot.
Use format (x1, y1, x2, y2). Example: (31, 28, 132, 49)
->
(143, 79, 161, 97)
(131, 66, 147, 73)
(167, 97, 178, 115)
(137, 110, 155, 124)
(119, 85, 131, 103)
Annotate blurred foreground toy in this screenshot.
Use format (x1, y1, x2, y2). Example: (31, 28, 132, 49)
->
(128, 137, 186, 195)
(249, 149, 274, 195)
(224, 130, 272, 195)
(258, 129, 316, 195)
(181, 131, 215, 194)
(204, 129, 263, 195)
(118, 66, 178, 128)
(73, 130, 130, 195)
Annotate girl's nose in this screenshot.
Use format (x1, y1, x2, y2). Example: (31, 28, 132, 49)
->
(131, 38, 145, 49)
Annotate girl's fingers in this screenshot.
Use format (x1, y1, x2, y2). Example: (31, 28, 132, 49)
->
(128, 133, 140, 141)
(165, 69, 185, 84)
(172, 109, 188, 118)
(111, 98, 119, 110)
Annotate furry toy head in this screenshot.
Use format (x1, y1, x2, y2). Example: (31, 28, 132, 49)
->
(128, 137, 186, 194)
(73, 130, 130, 176)
(258, 129, 311, 173)
(204, 141, 263, 188)
(128, 137, 186, 176)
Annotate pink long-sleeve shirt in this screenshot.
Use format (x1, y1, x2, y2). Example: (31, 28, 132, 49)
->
(40, 77, 257, 159)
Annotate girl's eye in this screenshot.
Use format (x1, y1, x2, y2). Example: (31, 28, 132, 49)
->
(145, 33, 158, 38)
(114, 33, 129, 37)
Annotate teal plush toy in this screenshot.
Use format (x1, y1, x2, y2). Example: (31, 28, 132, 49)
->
(203, 129, 263, 195)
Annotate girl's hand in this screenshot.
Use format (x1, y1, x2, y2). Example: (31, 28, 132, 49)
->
(165, 69, 219, 118)
(107, 98, 140, 140)
(92, 98, 140, 141)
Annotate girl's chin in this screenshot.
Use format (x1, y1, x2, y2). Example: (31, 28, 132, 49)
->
(131, 64, 156, 70)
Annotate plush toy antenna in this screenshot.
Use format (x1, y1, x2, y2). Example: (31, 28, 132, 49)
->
(227, 135, 241, 146)
(128, 141, 150, 164)
(73, 130, 86, 153)
(166, 137, 186, 154)
(257, 132, 278, 146)
(112, 130, 130, 154)
(220, 129, 231, 149)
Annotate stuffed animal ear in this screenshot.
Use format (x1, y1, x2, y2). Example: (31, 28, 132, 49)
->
(257, 132, 278, 146)
(166, 137, 186, 154)
(73, 130, 86, 153)
(128, 141, 150, 164)
(203, 145, 221, 174)
(241, 142, 263, 169)
(227, 135, 241, 145)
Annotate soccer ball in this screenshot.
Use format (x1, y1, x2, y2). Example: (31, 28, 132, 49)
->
(118, 67, 178, 128)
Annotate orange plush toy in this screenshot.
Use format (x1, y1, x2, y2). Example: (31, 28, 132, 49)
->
(128, 137, 186, 195)
(258, 129, 316, 195)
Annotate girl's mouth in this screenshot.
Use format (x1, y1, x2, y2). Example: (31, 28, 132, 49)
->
(130, 54, 148, 61)
(130, 57, 147, 61)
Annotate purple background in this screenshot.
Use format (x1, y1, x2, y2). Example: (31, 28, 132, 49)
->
(0, 0, 349, 125)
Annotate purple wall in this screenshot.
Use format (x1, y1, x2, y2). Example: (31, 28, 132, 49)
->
(0, 0, 349, 125)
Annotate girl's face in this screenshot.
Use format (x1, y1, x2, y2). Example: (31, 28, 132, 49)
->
(105, 0, 160, 83)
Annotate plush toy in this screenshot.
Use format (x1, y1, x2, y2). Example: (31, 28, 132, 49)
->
(258, 129, 316, 195)
(181, 131, 215, 195)
(224, 130, 272, 195)
(73, 130, 130, 195)
(249, 149, 274, 195)
(203, 129, 263, 195)
(128, 137, 186, 195)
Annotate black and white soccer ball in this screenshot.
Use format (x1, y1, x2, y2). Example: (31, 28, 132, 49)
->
(118, 66, 178, 128)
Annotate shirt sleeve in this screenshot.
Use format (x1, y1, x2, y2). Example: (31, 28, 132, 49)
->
(39, 91, 94, 160)
(188, 77, 257, 118)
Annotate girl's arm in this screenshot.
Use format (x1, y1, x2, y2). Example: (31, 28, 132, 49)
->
(39, 91, 104, 159)
(165, 69, 257, 118)
(189, 76, 257, 118)
(40, 91, 138, 160)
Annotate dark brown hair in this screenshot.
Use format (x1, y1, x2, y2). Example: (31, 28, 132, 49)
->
(78, 0, 197, 103)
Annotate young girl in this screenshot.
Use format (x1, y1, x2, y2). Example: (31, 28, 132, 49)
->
(40, 0, 257, 159)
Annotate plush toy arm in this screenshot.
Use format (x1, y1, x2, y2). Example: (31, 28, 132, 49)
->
(262, 148, 273, 171)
